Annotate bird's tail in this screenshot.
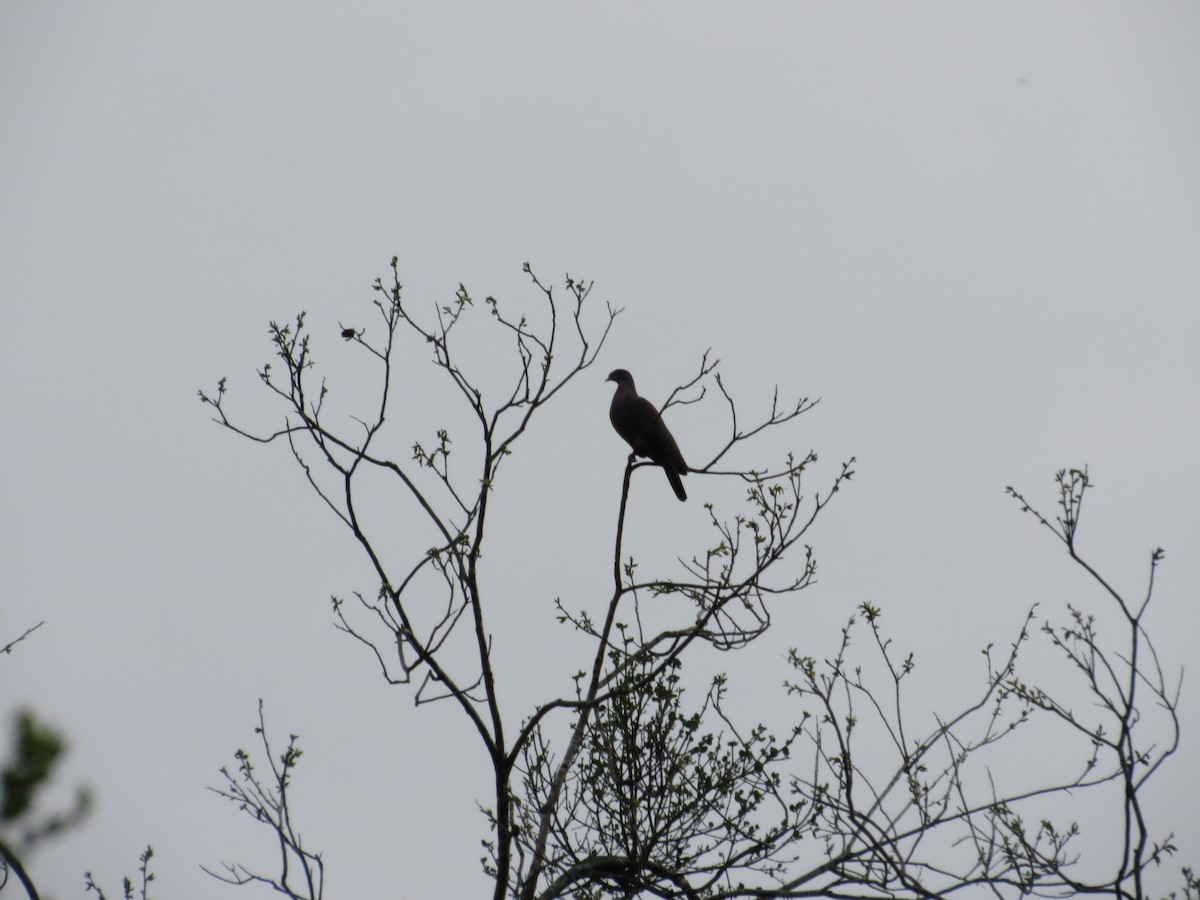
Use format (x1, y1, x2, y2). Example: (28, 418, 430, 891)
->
(666, 466, 687, 502)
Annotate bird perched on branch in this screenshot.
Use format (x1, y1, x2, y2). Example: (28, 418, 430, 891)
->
(607, 369, 689, 501)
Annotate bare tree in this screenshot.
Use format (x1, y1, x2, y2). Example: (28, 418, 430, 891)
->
(85, 845, 156, 900)
(203, 702, 323, 899)
(765, 469, 1188, 898)
(199, 261, 1193, 899)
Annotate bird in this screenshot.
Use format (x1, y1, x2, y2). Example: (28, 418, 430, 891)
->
(607, 369, 689, 501)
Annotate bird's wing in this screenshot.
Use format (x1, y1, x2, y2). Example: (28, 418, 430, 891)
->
(626, 396, 666, 445)
(630, 397, 688, 474)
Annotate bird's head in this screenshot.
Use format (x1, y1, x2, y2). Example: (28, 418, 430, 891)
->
(607, 368, 634, 386)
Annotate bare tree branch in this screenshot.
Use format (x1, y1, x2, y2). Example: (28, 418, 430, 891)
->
(202, 261, 1191, 900)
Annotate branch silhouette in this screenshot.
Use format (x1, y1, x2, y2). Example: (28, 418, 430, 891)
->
(200, 262, 1192, 899)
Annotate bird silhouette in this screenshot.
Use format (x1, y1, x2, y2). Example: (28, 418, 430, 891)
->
(607, 369, 689, 501)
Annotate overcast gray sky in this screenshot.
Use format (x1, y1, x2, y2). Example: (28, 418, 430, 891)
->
(3, 3, 1198, 898)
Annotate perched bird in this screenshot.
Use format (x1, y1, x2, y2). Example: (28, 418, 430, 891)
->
(607, 369, 689, 501)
